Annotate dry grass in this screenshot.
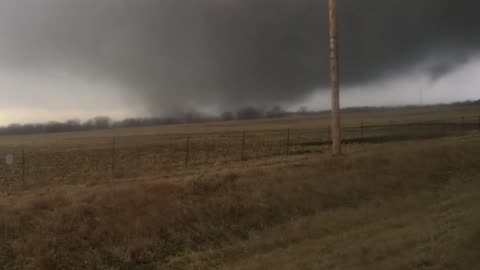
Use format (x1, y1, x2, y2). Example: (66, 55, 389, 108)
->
(0, 105, 478, 269)
(0, 103, 477, 147)
(0, 133, 479, 269)
(0, 104, 477, 190)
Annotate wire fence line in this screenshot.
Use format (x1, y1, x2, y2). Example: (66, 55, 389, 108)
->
(0, 116, 479, 191)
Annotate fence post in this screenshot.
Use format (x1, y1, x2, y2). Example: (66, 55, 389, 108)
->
(21, 147, 25, 186)
(360, 122, 365, 139)
(185, 136, 190, 168)
(135, 144, 140, 175)
(241, 131, 246, 161)
(327, 125, 331, 140)
(111, 137, 116, 178)
(286, 128, 291, 156)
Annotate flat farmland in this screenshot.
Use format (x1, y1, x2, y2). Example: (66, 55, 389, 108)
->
(0, 104, 478, 190)
(0, 104, 479, 269)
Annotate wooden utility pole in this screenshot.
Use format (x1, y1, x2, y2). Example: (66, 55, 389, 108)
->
(329, 0, 342, 155)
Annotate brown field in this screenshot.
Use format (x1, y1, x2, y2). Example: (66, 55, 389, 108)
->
(0, 104, 479, 269)
(0, 104, 478, 190)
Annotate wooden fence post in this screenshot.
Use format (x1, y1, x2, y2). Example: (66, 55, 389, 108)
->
(286, 128, 291, 156)
(241, 131, 246, 161)
(185, 136, 190, 168)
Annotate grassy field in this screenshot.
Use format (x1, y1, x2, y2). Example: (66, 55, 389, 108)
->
(0, 104, 479, 269)
(0, 104, 479, 190)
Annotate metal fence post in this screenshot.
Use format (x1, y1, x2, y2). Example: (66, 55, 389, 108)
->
(361, 122, 365, 138)
(111, 137, 116, 178)
(286, 128, 291, 156)
(241, 131, 246, 161)
(136, 144, 140, 175)
(185, 136, 190, 168)
(327, 125, 331, 140)
(21, 147, 25, 186)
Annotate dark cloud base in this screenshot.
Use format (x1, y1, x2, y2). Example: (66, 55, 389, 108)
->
(0, 0, 479, 115)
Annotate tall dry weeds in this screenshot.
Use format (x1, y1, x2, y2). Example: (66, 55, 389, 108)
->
(0, 136, 479, 269)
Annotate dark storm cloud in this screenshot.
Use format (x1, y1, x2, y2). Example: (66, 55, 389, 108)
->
(0, 0, 479, 114)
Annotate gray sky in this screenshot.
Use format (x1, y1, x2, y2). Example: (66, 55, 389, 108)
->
(0, 0, 479, 125)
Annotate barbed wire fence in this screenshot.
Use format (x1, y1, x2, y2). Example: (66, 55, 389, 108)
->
(0, 116, 479, 191)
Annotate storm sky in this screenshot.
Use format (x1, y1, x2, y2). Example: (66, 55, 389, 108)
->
(0, 0, 479, 124)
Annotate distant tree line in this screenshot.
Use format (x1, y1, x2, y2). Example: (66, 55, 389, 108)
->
(221, 105, 290, 121)
(2, 99, 478, 136)
(0, 117, 114, 135)
(0, 114, 219, 136)
(0, 105, 319, 136)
